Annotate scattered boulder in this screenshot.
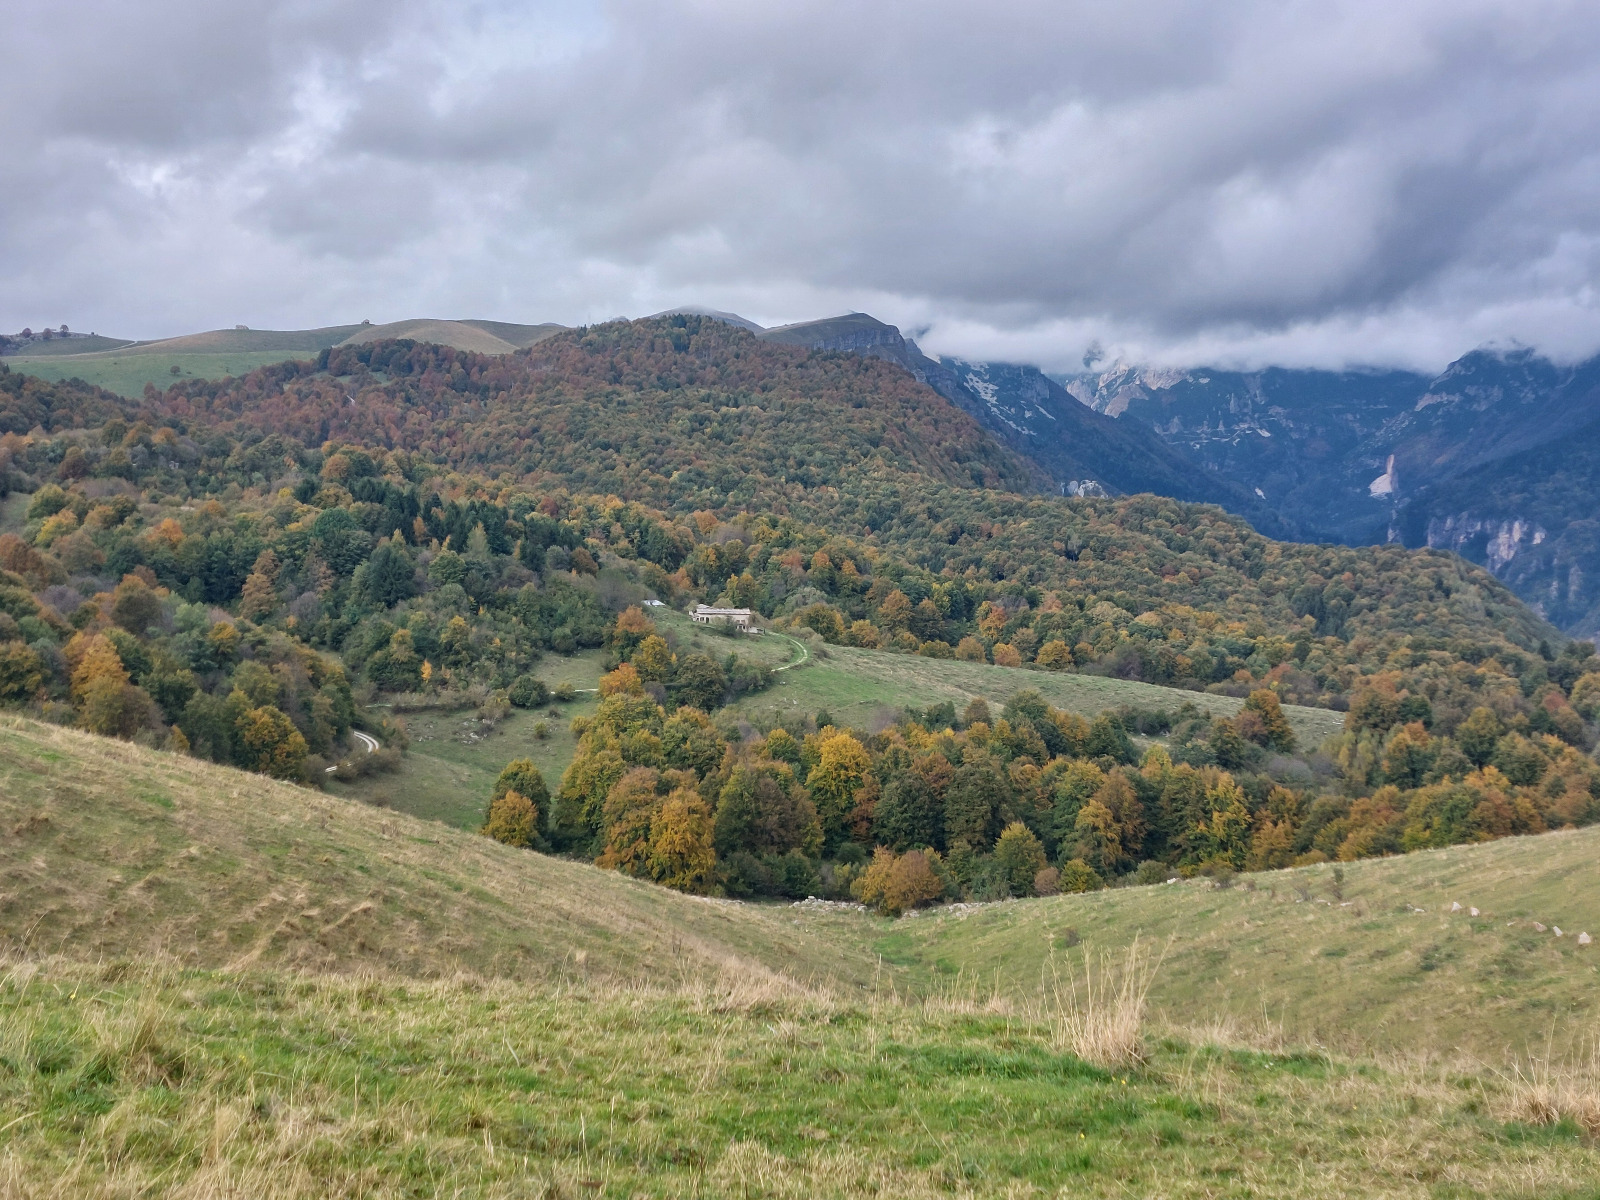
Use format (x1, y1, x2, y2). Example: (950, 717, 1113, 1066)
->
(1554, 926, 1564, 938)
(1470, 907, 1480, 917)
(1450, 902, 1462, 913)
(1579, 932, 1592, 946)
(1533, 922, 1547, 932)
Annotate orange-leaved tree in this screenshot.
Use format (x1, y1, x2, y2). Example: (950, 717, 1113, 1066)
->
(856, 847, 946, 916)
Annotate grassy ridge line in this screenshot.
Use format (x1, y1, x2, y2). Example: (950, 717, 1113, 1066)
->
(3, 318, 566, 395)
(0, 715, 880, 989)
(3, 350, 314, 397)
(733, 639, 1348, 746)
(860, 825, 1600, 1058)
(7, 961, 1600, 1199)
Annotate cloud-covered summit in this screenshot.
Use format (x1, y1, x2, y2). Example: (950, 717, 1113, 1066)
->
(6, 0, 1600, 372)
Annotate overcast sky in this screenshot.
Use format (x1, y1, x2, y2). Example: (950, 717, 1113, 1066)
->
(6, 0, 1600, 372)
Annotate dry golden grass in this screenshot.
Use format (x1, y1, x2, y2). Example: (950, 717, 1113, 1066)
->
(1043, 937, 1164, 1068)
(1501, 1040, 1600, 1137)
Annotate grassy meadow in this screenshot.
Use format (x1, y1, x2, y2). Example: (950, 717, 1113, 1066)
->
(6, 712, 1600, 1195)
(728, 635, 1347, 747)
(324, 649, 609, 830)
(874, 827, 1600, 1060)
(7, 957, 1600, 1199)
(3, 350, 314, 397)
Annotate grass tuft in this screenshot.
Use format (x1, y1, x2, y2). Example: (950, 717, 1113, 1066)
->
(1046, 936, 1163, 1069)
(1502, 1041, 1600, 1137)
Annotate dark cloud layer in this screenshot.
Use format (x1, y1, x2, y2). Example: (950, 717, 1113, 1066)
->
(5, 0, 1600, 370)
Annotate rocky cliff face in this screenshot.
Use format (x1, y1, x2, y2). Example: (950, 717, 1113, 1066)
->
(1393, 410, 1600, 637)
(756, 314, 1284, 528)
(1056, 361, 1429, 543)
(1425, 514, 1549, 575)
(1057, 348, 1600, 636)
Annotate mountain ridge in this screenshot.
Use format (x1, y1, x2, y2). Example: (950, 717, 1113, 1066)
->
(755, 314, 1292, 534)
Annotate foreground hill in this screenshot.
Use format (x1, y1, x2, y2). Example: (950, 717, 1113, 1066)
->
(6, 711, 1599, 1061)
(6, 717, 1600, 1195)
(891, 824, 1600, 1059)
(0, 715, 876, 987)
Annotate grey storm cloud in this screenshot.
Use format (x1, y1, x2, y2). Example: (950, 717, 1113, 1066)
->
(5, 0, 1600, 371)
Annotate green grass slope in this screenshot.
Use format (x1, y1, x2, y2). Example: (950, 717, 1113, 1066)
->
(1, 334, 135, 356)
(8, 958, 1600, 1199)
(869, 827, 1600, 1059)
(325, 648, 609, 829)
(2, 325, 365, 396)
(7, 715, 1600, 1194)
(130, 326, 367, 354)
(730, 636, 1347, 747)
(2, 318, 570, 395)
(3, 350, 316, 397)
(0, 715, 880, 989)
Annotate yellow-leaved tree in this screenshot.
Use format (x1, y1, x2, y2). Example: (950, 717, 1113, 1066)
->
(236, 705, 309, 780)
(647, 785, 716, 893)
(68, 631, 153, 739)
(856, 847, 946, 916)
(805, 730, 871, 851)
(483, 758, 550, 848)
(483, 791, 538, 848)
(597, 767, 666, 876)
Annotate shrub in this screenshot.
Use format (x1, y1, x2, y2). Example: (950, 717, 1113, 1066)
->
(1057, 858, 1103, 894)
(509, 675, 551, 708)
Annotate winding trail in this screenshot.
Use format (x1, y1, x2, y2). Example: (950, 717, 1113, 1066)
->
(770, 633, 810, 672)
(325, 729, 380, 773)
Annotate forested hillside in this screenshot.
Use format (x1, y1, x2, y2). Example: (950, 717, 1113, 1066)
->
(1, 318, 1597, 908)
